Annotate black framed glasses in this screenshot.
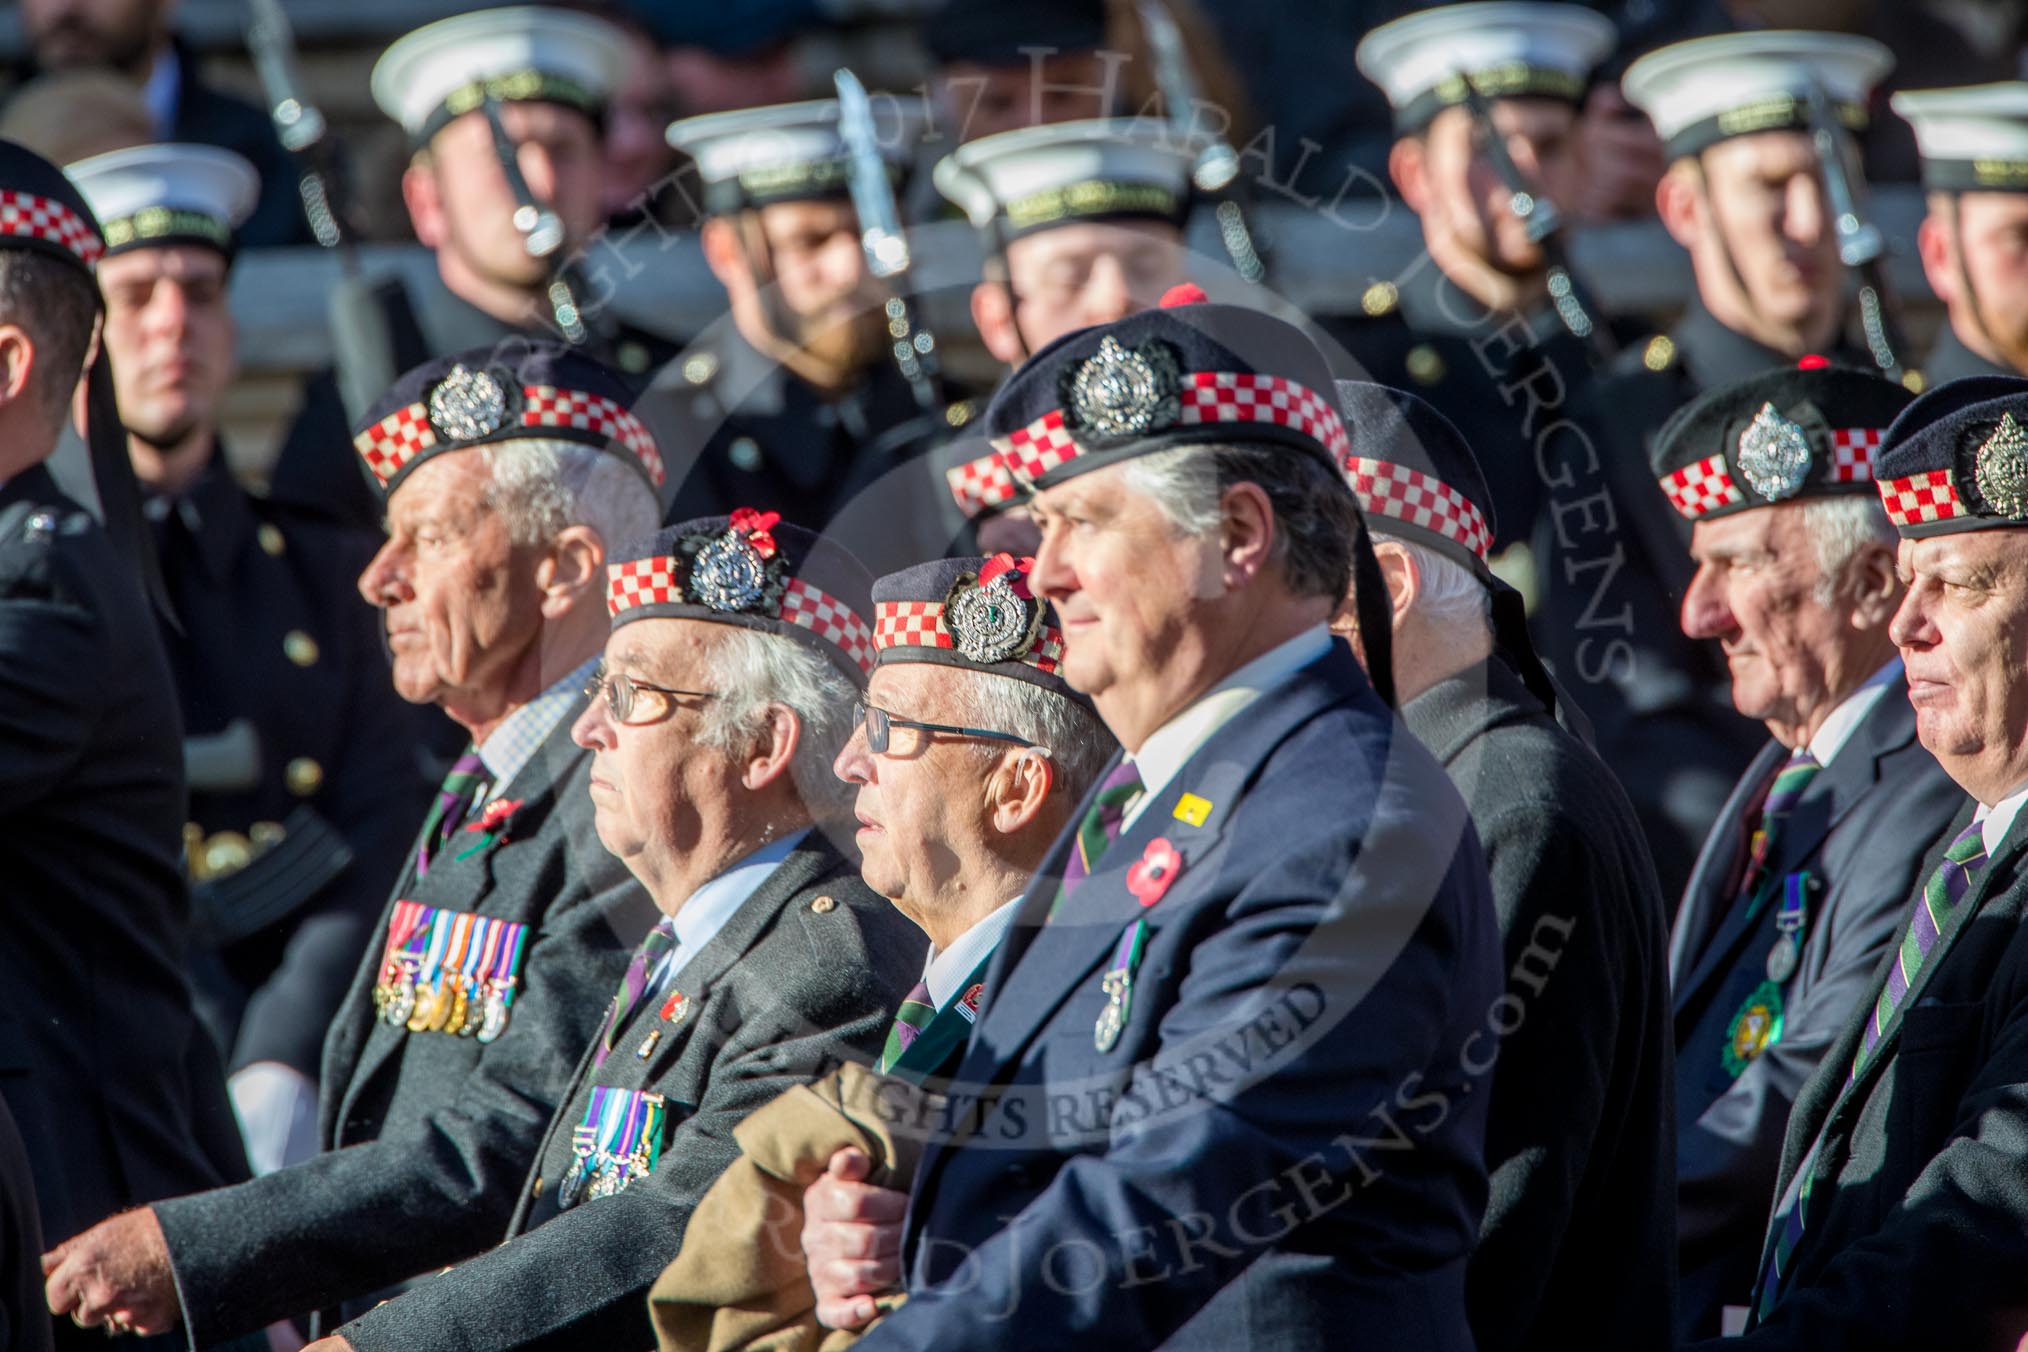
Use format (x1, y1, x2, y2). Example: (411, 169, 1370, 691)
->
(852, 700, 1043, 755)
(585, 662, 716, 725)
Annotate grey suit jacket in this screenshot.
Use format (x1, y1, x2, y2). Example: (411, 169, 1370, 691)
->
(335, 831, 924, 1352)
(154, 706, 657, 1348)
(1668, 680, 1961, 1340)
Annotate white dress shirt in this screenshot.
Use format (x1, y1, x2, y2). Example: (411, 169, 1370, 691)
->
(1805, 658, 1902, 768)
(921, 896, 1022, 1011)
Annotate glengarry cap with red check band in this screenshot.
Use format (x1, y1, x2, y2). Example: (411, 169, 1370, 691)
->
(607, 511, 876, 684)
(353, 343, 667, 500)
(1874, 375, 2028, 536)
(984, 287, 1352, 493)
(872, 554, 1089, 703)
(1334, 378, 1572, 725)
(944, 439, 1023, 520)
(1649, 358, 1916, 521)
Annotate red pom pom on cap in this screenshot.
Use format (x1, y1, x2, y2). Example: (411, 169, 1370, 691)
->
(1797, 354, 1830, 370)
(1159, 282, 1208, 308)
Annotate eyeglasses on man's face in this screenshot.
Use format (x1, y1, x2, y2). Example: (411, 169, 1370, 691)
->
(851, 699, 1045, 756)
(585, 662, 716, 725)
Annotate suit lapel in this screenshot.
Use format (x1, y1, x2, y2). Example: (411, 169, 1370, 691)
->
(626, 840, 836, 1085)
(333, 723, 586, 1132)
(889, 952, 994, 1084)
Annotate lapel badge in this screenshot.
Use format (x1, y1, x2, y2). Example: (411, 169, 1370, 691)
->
(956, 982, 985, 1024)
(1125, 837, 1183, 908)
(1172, 793, 1212, 828)
(636, 1028, 662, 1059)
(1736, 402, 1812, 502)
(426, 364, 509, 442)
(1973, 413, 2028, 519)
(944, 554, 1043, 664)
(658, 989, 688, 1025)
(688, 507, 781, 612)
(1062, 335, 1182, 443)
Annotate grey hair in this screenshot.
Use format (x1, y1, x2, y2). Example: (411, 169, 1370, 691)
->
(1383, 536, 1492, 635)
(479, 437, 659, 550)
(1799, 495, 1897, 606)
(694, 626, 859, 820)
(1120, 442, 1359, 599)
(942, 667, 1116, 803)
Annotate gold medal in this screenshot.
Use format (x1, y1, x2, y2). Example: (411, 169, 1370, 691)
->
(406, 979, 441, 1033)
(442, 979, 471, 1036)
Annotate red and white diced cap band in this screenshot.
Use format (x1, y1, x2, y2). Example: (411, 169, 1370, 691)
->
(353, 384, 666, 489)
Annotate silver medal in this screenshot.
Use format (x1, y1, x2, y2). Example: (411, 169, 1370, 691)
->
(1766, 933, 1800, 984)
(477, 984, 511, 1043)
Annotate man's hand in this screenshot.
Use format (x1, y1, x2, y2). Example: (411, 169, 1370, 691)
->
(802, 1147, 908, 1330)
(42, 1207, 181, 1336)
(1574, 83, 1666, 223)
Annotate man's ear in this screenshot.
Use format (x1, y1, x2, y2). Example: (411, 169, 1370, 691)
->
(401, 158, 447, 249)
(971, 280, 1025, 368)
(1388, 135, 1429, 215)
(1656, 161, 1704, 252)
(1847, 540, 1903, 629)
(534, 524, 605, 619)
(1214, 480, 1276, 592)
(987, 748, 1055, 836)
(743, 704, 801, 791)
(1374, 540, 1419, 626)
(0, 324, 36, 416)
(1916, 208, 1958, 307)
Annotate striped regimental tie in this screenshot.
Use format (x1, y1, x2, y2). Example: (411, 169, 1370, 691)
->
(1754, 820, 1989, 1319)
(598, 917, 678, 1065)
(1738, 750, 1823, 901)
(416, 748, 487, 879)
(1047, 762, 1145, 920)
(874, 980, 936, 1074)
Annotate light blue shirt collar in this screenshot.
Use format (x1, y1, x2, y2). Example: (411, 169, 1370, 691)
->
(922, 894, 1021, 1010)
(476, 655, 599, 800)
(650, 829, 810, 992)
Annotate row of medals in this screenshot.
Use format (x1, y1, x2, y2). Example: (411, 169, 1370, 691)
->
(558, 1098, 665, 1210)
(372, 956, 513, 1042)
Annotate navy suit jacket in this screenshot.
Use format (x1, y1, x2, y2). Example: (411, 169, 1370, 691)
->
(861, 642, 1503, 1351)
(1668, 683, 1961, 1340)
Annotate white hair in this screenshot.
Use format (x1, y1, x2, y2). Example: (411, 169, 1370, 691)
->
(1799, 495, 1897, 605)
(1383, 536, 1492, 635)
(941, 666, 1116, 802)
(480, 437, 659, 550)
(695, 625, 859, 821)
(1118, 442, 1361, 599)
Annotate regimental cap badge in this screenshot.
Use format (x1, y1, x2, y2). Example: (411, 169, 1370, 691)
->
(687, 507, 784, 614)
(1736, 401, 1813, 502)
(427, 364, 509, 443)
(1972, 412, 2028, 520)
(1062, 335, 1182, 444)
(943, 553, 1044, 665)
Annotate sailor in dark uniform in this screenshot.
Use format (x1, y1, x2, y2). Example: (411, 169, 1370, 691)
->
(1530, 32, 1897, 896)
(0, 138, 248, 1349)
(267, 5, 681, 530)
(641, 98, 970, 550)
(914, 117, 1198, 556)
(64, 142, 439, 1173)
(1644, 360, 1960, 1339)
(1896, 83, 2028, 384)
(1343, 3, 1623, 555)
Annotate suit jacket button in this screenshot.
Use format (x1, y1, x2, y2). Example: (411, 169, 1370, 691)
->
(810, 895, 836, 914)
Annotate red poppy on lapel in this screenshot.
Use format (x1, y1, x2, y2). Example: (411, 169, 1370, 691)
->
(455, 798, 524, 860)
(1126, 837, 1183, 907)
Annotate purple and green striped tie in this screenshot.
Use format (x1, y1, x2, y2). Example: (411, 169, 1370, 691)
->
(415, 749, 487, 879)
(1048, 762, 1145, 920)
(874, 980, 936, 1074)
(598, 917, 677, 1065)
(1739, 750, 1822, 901)
(1754, 819, 1989, 1319)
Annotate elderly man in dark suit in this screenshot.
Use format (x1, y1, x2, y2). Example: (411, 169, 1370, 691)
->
(1649, 361, 1964, 1340)
(803, 295, 1504, 1349)
(0, 141, 247, 1351)
(1704, 376, 2028, 1348)
(43, 344, 665, 1343)
(1332, 380, 1676, 1352)
(278, 514, 922, 1352)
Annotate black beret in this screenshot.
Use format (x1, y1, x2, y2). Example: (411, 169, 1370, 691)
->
(1335, 380, 1495, 573)
(1874, 375, 2028, 537)
(607, 511, 876, 684)
(0, 138, 105, 273)
(985, 290, 1351, 494)
(353, 342, 666, 500)
(1650, 358, 1914, 521)
(871, 554, 1086, 699)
